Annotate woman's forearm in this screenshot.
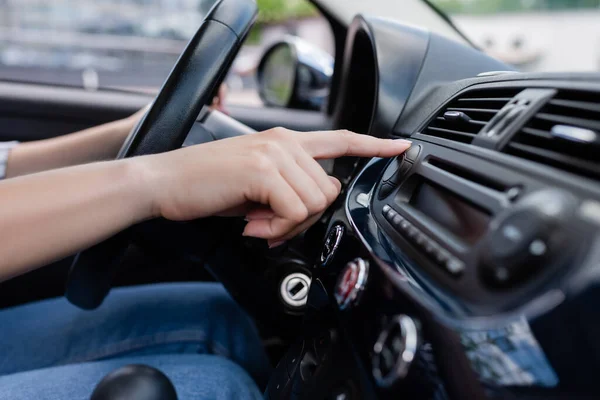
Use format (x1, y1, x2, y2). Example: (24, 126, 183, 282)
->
(0, 128, 409, 283)
(5, 118, 133, 178)
(0, 159, 152, 281)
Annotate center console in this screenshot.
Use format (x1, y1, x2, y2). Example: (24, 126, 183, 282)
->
(264, 79, 600, 400)
(372, 139, 593, 317)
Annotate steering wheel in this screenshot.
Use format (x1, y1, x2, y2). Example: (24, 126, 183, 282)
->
(65, 0, 258, 309)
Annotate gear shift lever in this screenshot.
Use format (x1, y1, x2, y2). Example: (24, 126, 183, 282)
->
(91, 364, 178, 400)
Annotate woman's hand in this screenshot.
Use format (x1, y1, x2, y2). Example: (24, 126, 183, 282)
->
(138, 128, 411, 244)
(0, 127, 409, 280)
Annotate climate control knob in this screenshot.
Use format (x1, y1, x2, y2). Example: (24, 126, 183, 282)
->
(372, 315, 419, 388)
(479, 189, 578, 287)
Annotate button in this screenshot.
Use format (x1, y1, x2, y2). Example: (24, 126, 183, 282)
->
(433, 249, 450, 264)
(384, 207, 397, 222)
(423, 239, 436, 254)
(382, 205, 391, 214)
(382, 157, 402, 181)
(446, 258, 465, 275)
(404, 144, 422, 163)
(392, 214, 404, 228)
(335, 258, 369, 310)
(395, 161, 413, 181)
(386, 159, 413, 185)
(378, 182, 395, 199)
(415, 232, 427, 246)
(406, 226, 419, 239)
(399, 220, 411, 231)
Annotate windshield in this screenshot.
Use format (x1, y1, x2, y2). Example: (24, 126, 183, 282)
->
(428, 0, 600, 72)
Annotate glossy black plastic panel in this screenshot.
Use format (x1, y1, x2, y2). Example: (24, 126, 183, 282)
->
(332, 16, 429, 136)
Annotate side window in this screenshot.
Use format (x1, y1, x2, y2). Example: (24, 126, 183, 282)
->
(0, 0, 334, 108)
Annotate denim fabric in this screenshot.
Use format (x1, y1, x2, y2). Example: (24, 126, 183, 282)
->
(0, 283, 271, 399)
(0, 354, 263, 400)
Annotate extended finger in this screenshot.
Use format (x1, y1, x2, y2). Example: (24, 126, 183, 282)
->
(298, 130, 411, 159)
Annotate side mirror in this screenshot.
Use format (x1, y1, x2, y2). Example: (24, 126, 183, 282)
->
(257, 37, 333, 111)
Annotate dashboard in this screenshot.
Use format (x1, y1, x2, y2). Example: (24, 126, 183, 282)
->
(276, 14, 600, 400)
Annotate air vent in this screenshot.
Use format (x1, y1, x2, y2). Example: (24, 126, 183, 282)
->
(505, 90, 600, 180)
(422, 88, 522, 144)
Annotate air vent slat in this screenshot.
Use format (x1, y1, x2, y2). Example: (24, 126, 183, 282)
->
(534, 112, 600, 132)
(421, 88, 521, 144)
(507, 142, 600, 179)
(425, 127, 476, 143)
(469, 120, 487, 127)
(445, 107, 501, 114)
(457, 97, 513, 103)
(434, 117, 487, 127)
(506, 89, 600, 180)
(548, 99, 600, 114)
(520, 127, 553, 140)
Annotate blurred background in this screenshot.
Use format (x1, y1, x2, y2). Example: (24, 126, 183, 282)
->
(432, 0, 600, 73)
(0, 0, 599, 106)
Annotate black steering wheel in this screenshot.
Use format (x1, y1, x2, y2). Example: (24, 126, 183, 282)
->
(66, 0, 258, 309)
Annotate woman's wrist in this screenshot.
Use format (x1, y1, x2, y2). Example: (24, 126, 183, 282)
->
(120, 157, 162, 223)
(125, 154, 172, 222)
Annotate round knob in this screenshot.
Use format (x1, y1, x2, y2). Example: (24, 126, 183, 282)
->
(91, 364, 177, 400)
(372, 315, 419, 388)
(479, 189, 578, 287)
(334, 258, 369, 310)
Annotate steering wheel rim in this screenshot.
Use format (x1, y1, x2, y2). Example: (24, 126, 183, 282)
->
(65, 0, 258, 310)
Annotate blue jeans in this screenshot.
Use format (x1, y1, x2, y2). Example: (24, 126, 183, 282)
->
(0, 282, 271, 399)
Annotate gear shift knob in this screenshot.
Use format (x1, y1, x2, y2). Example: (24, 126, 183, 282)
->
(91, 364, 178, 400)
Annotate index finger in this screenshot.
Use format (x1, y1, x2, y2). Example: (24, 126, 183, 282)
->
(298, 130, 411, 159)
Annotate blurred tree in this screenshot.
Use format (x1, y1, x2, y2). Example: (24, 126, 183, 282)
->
(243, 0, 317, 45)
(256, 0, 317, 23)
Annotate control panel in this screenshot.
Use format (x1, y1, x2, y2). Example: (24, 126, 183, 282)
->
(371, 139, 597, 313)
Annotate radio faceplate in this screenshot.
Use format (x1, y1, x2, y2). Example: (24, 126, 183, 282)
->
(370, 139, 596, 314)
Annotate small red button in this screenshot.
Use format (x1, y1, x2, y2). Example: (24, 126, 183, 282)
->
(334, 259, 369, 309)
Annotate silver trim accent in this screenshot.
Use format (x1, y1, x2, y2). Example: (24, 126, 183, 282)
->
(477, 70, 520, 77)
(320, 224, 345, 267)
(580, 200, 600, 226)
(280, 272, 311, 308)
(551, 124, 598, 144)
(372, 315, 419, 388)
(356, 192, 370, 207)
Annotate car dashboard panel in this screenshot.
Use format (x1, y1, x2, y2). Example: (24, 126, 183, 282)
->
(311, 14, 600, 400)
